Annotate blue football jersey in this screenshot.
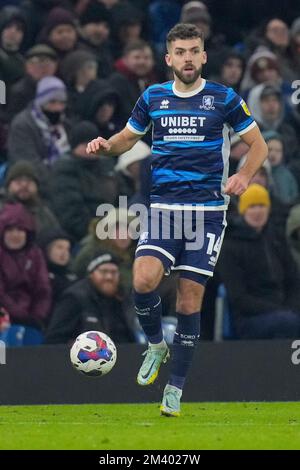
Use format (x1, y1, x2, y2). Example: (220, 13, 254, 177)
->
(127, 79, 256, 210)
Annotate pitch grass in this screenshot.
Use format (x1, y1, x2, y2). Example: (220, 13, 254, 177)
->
(1, 402, 300, 450)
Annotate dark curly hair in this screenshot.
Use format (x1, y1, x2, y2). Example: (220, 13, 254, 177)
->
(166, 23, 204, 49)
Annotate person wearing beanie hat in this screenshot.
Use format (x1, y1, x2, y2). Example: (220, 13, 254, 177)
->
(49, 119, 120, 241)
(1, 160, 60, 236)
(218, 183, 300, 339)
(38, 227, 77, 310)
(238, 183, 271, 217)
(0, 6, 27, 86)
(7, 44, 59, 121)
(8, 75, 71, 185)
(45, 249, 136, 345)
(78, 1, 113, 78)
(38, 7, 78, 58)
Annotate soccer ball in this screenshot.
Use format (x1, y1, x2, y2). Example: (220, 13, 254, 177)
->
(70, 331, 117, 377)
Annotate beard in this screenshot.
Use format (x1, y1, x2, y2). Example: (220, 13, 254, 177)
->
(172, 65, 202, 85)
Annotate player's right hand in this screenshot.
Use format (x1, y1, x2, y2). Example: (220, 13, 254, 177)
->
(86, 137, 111, 156)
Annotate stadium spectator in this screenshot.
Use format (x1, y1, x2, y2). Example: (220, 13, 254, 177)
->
(263, 130, 299, 205)
(45, 252, 136, 344)
(7, 44, 58, 121)
(1, 160, 60, 234)
(110, 1, 144, 58)
(262, 18, 294, 81)
(115, 140, 151, 204)
(147, 0, 181, 54)
(217, 51, 245, 93)
(8, 76, 70, 188)
(180, 4, 229, 79)
(289, 18, 300, 79)
(0, 6, 26, 86)
(0, 202, 52, 330)
(286, 204, 300, 273)
(37, 7, 78, 62)
(38, 227, 77, 307)
(110, 40, 158, 120)
(218, 184, 300, 339)
(240, 49, 293, 111)
(49, 121, 120, 241)
(59, 49, 99, 120)
(247, 83, 299, 160)
(72, 208, 137, 289)
(78, 0, 114, 78)
(78, 82, 123, 138)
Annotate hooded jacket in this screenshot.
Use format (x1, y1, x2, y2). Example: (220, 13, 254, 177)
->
(247, 83, 299, 159)
(0, 203, 51, 327)
(45, 278, 135, 344)
(217, 219, 300, 323)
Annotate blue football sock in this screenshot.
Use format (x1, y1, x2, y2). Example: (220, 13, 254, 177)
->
(133, 290, 163, 344)
(169, 312, 200, 390)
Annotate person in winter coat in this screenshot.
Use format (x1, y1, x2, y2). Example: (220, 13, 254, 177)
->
(0, 202, 52, 329)
(59, 49, 100, 121)
(37, 7, 78, 63)
(247, 83, 299, 160)
(110, 40, 158, 121)
(7, 44, 58, 121)
(0, 6, 26, 87)
(8, 76, 70, 191)
(218, 184, 300, 339)
(286, 204, 300, 273)
(72, 207, 137, 290)
(78, 0, 114, 78)
(38, 227, 77, 309)
(77, 81, 124, 139)
(45, 252, 136, 344)
(1, 160, 60, 233)
(49, 121, 121, 241)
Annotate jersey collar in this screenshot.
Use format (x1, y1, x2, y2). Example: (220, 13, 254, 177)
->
(172, 78, 206, 98)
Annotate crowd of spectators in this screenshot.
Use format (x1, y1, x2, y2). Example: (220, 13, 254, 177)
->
(0, 0, 300, 343)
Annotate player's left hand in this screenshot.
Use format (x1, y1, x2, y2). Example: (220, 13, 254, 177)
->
(224, 173, 250, 196)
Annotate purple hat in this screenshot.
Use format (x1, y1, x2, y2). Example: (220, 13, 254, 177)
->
(35, 76, 67, 108)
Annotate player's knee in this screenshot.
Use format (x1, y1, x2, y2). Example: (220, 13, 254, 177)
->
(133, 270, 158, 293)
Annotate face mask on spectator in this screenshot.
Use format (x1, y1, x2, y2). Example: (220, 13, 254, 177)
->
(42, 109, 62, 125)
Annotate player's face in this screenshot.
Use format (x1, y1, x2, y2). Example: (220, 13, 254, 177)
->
(165, 39, 207, 85)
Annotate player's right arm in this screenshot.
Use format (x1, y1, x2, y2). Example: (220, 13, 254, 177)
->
(86, 126, 141, 157)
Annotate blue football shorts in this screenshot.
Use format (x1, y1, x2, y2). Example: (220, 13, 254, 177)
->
(135, 208, 227, 285)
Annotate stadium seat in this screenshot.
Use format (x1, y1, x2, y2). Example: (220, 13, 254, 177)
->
(0, 325, 44, 347)
(214, 284, 237, 341)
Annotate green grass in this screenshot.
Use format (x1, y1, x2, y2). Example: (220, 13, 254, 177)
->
(1, 402, 300, 450)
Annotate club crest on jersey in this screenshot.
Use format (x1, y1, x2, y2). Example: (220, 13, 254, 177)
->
(160, 99, 169, 109)
(200, 95, 215, 110)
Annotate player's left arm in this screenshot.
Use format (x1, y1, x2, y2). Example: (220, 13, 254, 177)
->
(224, 125, 268, 196)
